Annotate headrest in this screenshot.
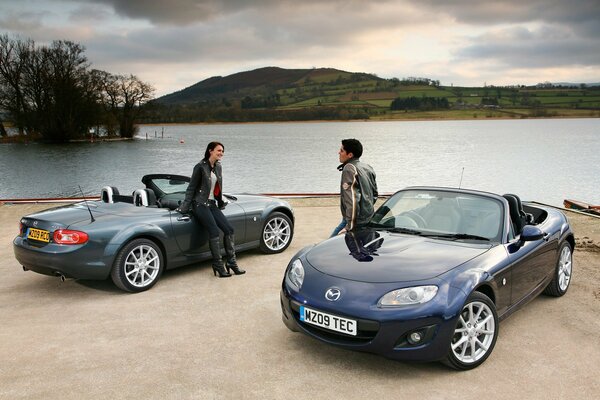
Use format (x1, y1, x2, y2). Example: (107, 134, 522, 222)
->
(101, 186, 120, 203)
(133, 188, 157, 206)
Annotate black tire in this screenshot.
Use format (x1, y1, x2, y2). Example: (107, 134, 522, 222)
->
(443, 292, 499, 370)
(111, 238, 164, 293)
(259, 212, 293, 254)
(543, 242, 573, 297)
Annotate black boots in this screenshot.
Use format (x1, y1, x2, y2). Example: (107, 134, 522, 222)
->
(224, 234, 246, 275)
(208, 235, 245, 277)
(209, 237, 231, 278)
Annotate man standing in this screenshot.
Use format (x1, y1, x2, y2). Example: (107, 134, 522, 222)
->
(334, 138, 378, 234)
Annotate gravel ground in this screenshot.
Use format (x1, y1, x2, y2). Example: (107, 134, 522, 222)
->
(0, 199, 598, 400)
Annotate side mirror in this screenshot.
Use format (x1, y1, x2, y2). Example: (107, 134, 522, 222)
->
(520, 225, 544, 242)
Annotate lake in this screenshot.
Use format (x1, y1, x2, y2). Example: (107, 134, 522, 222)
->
(1, 118, 598, 207)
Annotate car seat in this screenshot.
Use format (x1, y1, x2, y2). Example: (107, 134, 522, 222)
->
(101, 186, 120, 203)
(505, 193, 534, 224)
(503, 194, 529, 235)
(421, 198, 462, 232)
(133, 188, 157, 207)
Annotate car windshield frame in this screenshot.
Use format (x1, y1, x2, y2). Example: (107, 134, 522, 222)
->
(371, 188, 506, 243)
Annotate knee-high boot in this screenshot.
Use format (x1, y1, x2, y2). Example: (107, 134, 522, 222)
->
(209, 237, 231, 278)
(224, 234, 245, 275)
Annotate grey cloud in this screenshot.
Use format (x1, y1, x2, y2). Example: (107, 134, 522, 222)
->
(416, 0, 600, 26)
(82, 0, 336, 25)
(68, 4, 113, 22)
(0, 10, 46, 32)
(455, 24, 600, 68)
(82, 1, 415, 65)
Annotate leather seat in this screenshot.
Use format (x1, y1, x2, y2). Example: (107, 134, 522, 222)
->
(503, 194, 528, 235)
(133, 188, 157, 206)
(100, 186, 120, 203)
(421, 198, 462, 232)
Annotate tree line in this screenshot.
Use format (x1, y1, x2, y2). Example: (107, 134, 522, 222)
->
(142, 102, 370, 123)
(0, 35, 154, 142)
(390, 96, 450, 111)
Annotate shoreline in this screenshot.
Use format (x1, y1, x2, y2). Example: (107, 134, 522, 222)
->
(137, 114, 599, 127)
(2, 114, 598, 144)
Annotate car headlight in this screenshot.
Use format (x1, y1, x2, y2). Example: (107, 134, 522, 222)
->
(378, 285, 438, 307)
(286, 259, 305, 290)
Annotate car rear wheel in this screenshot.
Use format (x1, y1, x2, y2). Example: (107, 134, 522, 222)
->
(111, 239, 164, 293)
(543, 242, 573, 297)
(260, 212, 293, 254)
(444, 292, 499, 370)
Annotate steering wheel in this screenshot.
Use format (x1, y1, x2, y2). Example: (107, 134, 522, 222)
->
(402, 211, 427, 228)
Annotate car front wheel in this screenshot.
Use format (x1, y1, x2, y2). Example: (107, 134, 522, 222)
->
(111, 238, 164, 293)
(543, 242, 573, 297)
(444, 292, 499, 370)
(260, 212, 293, 254)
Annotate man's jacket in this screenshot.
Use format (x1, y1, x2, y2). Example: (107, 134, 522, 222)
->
(339, 158, 378, 230)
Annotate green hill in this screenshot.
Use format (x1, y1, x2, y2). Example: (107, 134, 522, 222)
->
(145, 67, 600, 123)
(156, 67, 381, 105)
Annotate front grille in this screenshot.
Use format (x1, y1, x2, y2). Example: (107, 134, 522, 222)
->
(290, 301, 379, 344)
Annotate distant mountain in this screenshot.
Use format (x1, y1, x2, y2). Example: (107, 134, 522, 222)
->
(155, 66, 382, 105)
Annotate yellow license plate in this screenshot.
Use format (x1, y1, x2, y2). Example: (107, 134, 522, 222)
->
(27, 227, 50, 243)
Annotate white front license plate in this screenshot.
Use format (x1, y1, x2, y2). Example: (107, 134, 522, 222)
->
(300, 306, 357, 336)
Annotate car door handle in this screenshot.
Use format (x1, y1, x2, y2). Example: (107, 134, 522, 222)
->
(177, 215, 191, 222)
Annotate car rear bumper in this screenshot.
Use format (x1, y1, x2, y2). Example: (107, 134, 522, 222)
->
(13, 237, 112, 280)
(280, 287, 458, 363)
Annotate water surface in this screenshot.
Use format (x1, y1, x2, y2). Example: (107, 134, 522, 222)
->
(1, 118, 598, 207)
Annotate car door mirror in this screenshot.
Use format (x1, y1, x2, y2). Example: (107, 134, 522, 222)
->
(520, 225, 544, 242)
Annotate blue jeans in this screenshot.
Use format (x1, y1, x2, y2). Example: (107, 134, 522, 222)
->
(192, 202, 234, 239)
(330, 218, 347, 238)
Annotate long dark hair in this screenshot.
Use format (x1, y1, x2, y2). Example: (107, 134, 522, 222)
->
(203, 141, 224, 161)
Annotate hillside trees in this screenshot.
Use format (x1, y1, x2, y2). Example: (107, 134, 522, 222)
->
(390, 96, 450, 111)
(0, 34, 154, 141)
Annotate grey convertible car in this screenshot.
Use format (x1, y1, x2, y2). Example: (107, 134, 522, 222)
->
(14, 174, 294, 292)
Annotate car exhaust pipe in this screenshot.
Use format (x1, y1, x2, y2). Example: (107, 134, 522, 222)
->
(22, 265, 29, 271)
(53, 272, 70, 282)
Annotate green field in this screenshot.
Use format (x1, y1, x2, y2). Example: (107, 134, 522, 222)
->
(271, 79, 600, 120)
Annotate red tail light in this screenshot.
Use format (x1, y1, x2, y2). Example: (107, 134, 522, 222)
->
(53, 229, 89, 245)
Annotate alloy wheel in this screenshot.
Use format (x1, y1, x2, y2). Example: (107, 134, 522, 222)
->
(558, 245, 572, 291)
(263, 216, 291, 252)
(124, 244, 161, 288)
(451, 300, 497, 364)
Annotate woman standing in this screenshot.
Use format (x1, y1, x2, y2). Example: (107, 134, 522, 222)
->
(176, 141, 245, 278)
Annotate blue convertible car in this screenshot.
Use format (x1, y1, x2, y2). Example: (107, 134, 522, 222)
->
(14, 174, 294, 292)
(281, 187, 574, 370)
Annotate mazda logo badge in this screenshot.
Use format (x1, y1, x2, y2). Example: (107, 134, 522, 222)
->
(325, 287, 341, 301)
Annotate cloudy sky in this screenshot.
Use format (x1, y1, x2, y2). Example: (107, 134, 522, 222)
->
(1, 0, 599, 96)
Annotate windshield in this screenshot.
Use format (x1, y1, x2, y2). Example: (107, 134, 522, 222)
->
(151, 178, 188, 195)
(371, 189, 504, 242)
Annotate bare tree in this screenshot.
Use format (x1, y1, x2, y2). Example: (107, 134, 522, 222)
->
(0, 34, 35, 135)
(101, 73, 154, 138)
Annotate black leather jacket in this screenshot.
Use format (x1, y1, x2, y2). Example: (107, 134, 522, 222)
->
(179, 159, 224, 212)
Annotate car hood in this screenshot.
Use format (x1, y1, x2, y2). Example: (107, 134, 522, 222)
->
(305, 230, 492, 283)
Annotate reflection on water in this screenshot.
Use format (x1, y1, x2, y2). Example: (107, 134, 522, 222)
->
(1, 118, 599, 207)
